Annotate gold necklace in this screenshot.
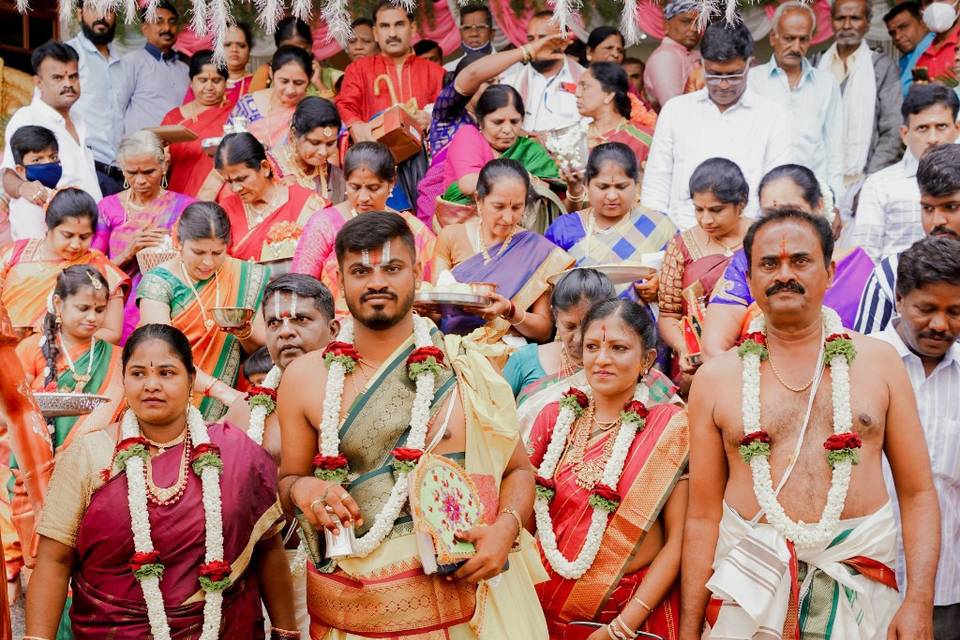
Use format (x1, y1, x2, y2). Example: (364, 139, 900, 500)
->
(123, 189, 166, 214)
(242, 185, 283, 227)
(143, 428, 191, 506)
(179, 260, 221, 331)
(142, 430, 187, 454)
(475, 221, 516, 264)
(58, 333, 96, 392)
(558, 345, 579, 379)
(561, 402, 622, 490)
(707, 234, 742, 258)
(767, 350, 816, 393)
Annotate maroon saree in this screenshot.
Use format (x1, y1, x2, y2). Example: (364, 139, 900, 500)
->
(70, 423, 282, 639)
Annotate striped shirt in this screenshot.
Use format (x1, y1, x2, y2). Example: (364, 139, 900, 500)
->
(854, 253, 899, 334)
(874, 326, 960, 605)
(850, 152, 924, 263)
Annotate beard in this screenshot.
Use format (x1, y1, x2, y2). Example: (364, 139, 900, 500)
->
(347, 288, 415, 331)
(82, 20, 116, 46)
(531, 59, 559, 74)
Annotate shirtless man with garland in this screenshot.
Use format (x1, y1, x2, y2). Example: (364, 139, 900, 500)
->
(681, 208, 940, 639)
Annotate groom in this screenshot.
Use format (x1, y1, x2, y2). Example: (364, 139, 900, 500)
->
(681, 208, 940, 639)
(276, 212, 548, 638)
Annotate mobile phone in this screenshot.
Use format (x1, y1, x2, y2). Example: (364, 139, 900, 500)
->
(912, 67, 930, 82)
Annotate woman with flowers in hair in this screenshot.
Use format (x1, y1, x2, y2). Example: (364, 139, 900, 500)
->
(9, 266, 125, 583)
(24, 323, 297, 639)
(527, 299, 688, 640)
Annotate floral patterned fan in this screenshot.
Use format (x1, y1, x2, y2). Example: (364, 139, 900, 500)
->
(409, 454, 484, 569)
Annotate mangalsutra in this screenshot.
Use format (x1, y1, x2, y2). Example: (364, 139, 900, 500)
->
(180, 260, 221, 331)
(243, 186, 283, 226)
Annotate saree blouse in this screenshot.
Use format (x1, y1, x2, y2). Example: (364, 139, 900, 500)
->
(658, 227, 734, 317)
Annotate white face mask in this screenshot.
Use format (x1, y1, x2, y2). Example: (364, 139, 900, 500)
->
(923, 0, 959, 34)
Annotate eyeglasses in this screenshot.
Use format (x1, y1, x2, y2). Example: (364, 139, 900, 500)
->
(703, 68, 749, 86)
(461, 24, 491, 32)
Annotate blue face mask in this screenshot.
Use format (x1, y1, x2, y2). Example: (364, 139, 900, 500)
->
(24, 162, 62, 190)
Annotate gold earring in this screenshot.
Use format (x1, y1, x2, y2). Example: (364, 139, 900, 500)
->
(123, 178, 129, 189)
(161, 175, 168, 189)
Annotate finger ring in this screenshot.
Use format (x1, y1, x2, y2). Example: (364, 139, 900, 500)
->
(319, 486, 331, 502)
(310, 498, 324, 513)
(325, 505, 334, 513)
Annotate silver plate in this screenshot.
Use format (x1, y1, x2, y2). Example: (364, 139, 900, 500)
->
(413, 290, 491, 310)
(547, 262, 659, 286)
(33, 392, 110, 418)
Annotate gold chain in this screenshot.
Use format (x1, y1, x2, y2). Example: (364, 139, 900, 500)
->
(143, 429, 191, 506)
(767, 351, 815, 393)
(475, 221, 516, 264)
(58, 333, 96, 393)
(179, 260, 221, 331)
(561, 402, 622, 490)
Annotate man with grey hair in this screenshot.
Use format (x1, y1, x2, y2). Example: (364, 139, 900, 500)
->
(816, 0, 903, 188)
(749, 1, 844, 196)
(643, 0, 703, 107)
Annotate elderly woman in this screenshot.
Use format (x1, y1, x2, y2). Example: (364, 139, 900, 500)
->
(94, 131, 194, 341)
(215, 132, 326, 262)
(585, 26, 625, 64)
(162, 50, 235, 199)
(546, 143, 677, 302)
(229, 46, 312, 148)
(433, 158, 573, 343)
(0, 189, 128, 344)
(658, 158, 749, 384)
(435, 85, 564, 232)
(269, 97, 345, 204)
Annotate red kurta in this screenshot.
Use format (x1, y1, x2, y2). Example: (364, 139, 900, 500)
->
(335, 53, 445, 126)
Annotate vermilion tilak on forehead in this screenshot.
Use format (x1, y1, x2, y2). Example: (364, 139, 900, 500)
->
(601, 322, 608, 344)
(779, 235, 789, 261)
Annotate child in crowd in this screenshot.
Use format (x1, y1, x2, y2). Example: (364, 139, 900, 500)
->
(9, 126, 63, 241)
(243, 346, 275, 386)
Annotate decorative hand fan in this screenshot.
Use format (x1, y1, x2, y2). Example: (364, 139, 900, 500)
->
(409, 454, 485, 575)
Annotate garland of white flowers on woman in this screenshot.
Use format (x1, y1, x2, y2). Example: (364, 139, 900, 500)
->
(533, 387, 649, 580)
(112, 406, 228, 640)
(314, 314, 442, 558)
(737, 307, 861, 549)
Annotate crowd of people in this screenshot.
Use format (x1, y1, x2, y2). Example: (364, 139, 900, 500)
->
(0, 0, 958, 638)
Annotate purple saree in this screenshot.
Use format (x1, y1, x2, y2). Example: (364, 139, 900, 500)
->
(442, 230, 573, 336)
(69, 423, 282, 639)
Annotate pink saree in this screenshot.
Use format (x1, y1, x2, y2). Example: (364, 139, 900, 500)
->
(69, 423, 282, 639)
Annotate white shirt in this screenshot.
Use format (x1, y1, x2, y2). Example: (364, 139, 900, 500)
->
(851, 152, 924, 263)
(501, 58, 583, 132)
(640, 87, 792, 230)
(1, 96, 102, 200)
(874, 325, 960, 606)
(65, 32, 122, 166)
(748, 57, 844, 197)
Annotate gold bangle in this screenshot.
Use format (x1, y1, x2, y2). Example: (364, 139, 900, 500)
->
(632, 595, 653, 613)
(499, 507, 523, 537)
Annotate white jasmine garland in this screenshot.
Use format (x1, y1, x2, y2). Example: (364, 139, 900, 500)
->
(119, 406, 225, 640)
(317, 315, 437, 558)
(534, 387, 646, 579)
(742, 307, 854, 548)
(247, 366, 282, 445)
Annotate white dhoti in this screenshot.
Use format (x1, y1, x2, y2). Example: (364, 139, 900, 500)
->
(704, 501, 900, 640)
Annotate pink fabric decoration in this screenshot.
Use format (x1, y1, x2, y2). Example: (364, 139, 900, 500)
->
(489, 0, 588, 46)
(634, 0, 666, 40)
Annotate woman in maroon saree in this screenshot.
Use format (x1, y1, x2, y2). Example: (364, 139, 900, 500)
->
(657, 158, 749, 388)
(528, 299, 688, 640)
(25, 324, 297, 639)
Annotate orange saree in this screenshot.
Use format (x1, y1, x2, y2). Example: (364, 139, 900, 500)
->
(136, 257, 269, 419)
(0, 240, 129, 334)
(528, 402, 689, 639)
